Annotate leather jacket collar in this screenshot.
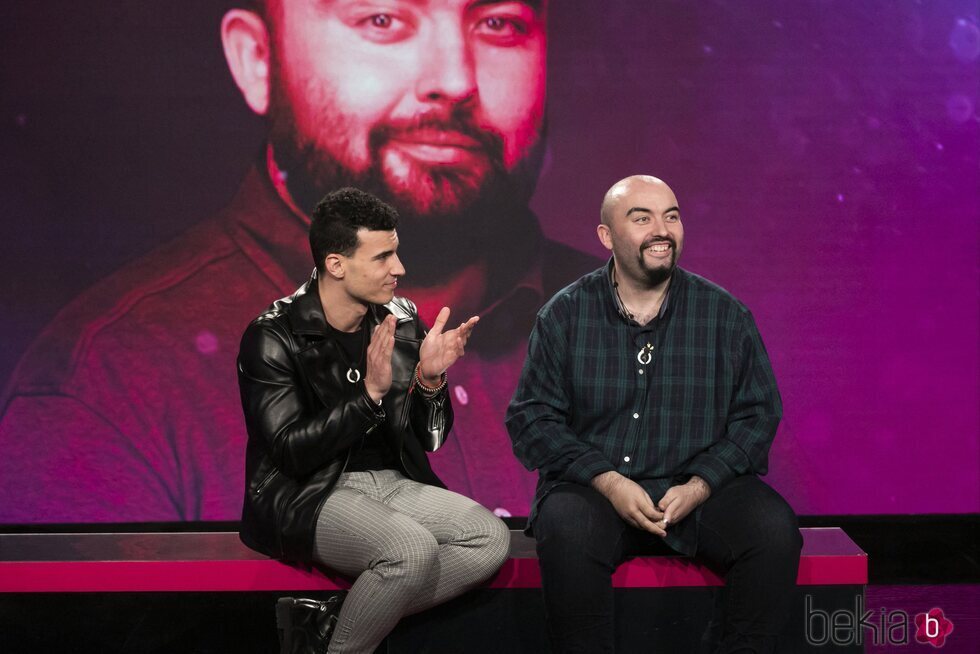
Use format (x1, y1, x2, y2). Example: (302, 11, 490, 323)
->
(278, 269, 413, 337)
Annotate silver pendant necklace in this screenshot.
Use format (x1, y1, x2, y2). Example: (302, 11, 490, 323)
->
(335, 324, 368, 385)
(614, 269, 656, 366)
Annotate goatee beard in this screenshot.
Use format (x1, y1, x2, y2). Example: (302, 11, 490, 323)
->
(642, 263, 675, 287)
(638, 241, 677, 287)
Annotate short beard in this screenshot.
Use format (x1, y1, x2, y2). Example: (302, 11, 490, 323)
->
(637, 239, 677, 287)
(266, 64, 546, 282)
(641, 261, 675, 287)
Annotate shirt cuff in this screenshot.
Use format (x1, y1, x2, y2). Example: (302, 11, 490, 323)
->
(561, 449, 616, 485)
(683, 453, 735, 494)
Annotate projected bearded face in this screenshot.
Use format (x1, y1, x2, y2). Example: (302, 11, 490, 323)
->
(265, 0, 548, 222)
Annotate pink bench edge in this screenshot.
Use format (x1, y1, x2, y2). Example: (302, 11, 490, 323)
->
(0, 552, 866, 593)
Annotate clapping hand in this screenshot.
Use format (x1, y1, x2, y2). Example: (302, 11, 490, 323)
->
(364, 315, 396, 403)
(418, 307, 479, 385)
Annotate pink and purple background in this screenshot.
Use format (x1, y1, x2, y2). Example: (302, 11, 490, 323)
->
(0, 0, 976, 521)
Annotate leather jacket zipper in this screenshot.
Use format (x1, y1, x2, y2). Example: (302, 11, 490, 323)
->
(398, 385, 414, 432)
(398, 384, 426, 477)
(255, 468, 278, 495)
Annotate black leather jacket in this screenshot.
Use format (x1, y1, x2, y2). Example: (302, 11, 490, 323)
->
(236, 275, 452, 566)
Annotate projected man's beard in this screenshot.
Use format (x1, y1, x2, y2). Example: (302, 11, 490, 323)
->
(265, 66, 546, 279)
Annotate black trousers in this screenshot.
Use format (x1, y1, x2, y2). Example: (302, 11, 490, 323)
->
(534, 475, 802, 654)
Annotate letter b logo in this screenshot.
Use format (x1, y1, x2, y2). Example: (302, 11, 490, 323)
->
(914, 607, 953, 648)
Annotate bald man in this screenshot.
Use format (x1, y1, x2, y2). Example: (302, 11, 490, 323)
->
(506, 176, 802, 653)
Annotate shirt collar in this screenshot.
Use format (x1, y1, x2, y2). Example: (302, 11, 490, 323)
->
(266, 144, 314, 228)
(605, 258, 675, 325)
(287, 270, 401, 337)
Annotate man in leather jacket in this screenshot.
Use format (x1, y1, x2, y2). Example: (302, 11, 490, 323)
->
(237, 188, 510, 653)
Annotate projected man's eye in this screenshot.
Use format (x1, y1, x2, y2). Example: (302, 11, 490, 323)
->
(484, 17, 515, 32)
(370, 14, 392, 28)
(477, 15, 527, 41)
(356, 12, 412, 41)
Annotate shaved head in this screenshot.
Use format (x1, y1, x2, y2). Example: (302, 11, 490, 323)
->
(600, 175, 674, 225)
(596, 173, 683, 289)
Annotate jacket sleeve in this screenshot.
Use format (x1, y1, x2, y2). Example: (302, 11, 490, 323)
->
(406, 311, 453, 452)
(506, 300, 615, 485)
(682, 310, 782, 492)
(237, 319, 385, 479)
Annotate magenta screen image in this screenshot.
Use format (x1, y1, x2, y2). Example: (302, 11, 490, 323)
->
(0, 1, 976, 523)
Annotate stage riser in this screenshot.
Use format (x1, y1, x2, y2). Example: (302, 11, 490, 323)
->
(1, 587, 864, 653)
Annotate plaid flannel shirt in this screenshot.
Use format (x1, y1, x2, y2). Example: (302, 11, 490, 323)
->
(506, 262, 781, 554)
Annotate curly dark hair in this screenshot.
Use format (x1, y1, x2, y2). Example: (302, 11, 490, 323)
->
(309, 188, 399, 273)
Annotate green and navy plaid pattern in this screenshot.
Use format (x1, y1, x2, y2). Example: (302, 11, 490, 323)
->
(506, 262, 781, 546)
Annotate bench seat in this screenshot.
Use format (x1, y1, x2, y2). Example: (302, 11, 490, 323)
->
(0, 527, 865, 593)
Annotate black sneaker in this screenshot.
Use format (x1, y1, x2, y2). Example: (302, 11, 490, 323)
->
(275, 594, 346, 654)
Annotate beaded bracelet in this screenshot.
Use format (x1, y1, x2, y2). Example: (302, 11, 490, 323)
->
(414, 363, 447, 395)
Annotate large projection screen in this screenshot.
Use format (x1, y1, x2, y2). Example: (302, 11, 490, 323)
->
(1, 1, 976, 523)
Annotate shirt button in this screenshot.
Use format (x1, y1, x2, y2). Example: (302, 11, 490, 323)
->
(623, 456, 631, 462)
(453, 385, 469, 406)
(638, 369, 644, 375)
(632, 413, 639, 419)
